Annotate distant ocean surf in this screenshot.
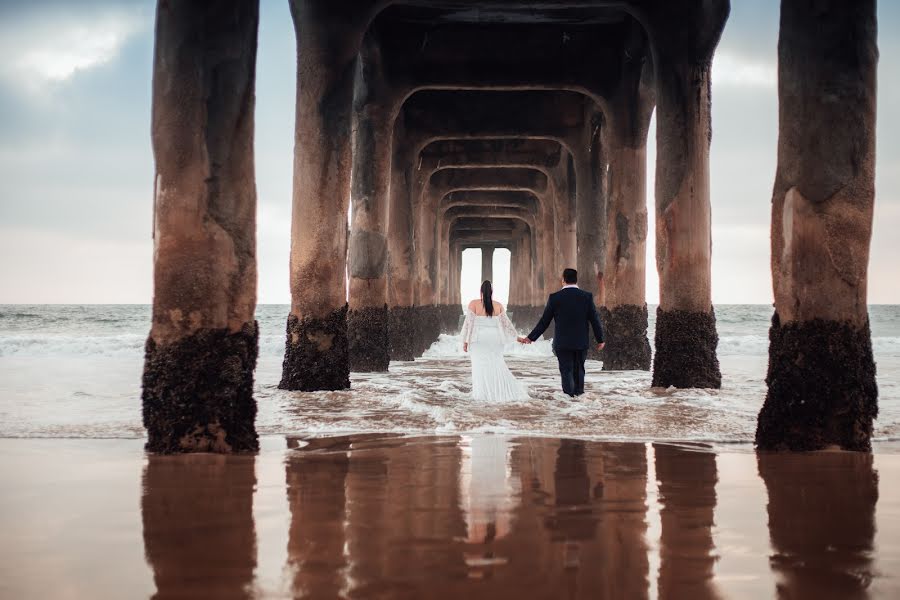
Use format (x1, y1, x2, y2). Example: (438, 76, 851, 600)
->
(2, 304, 899, 444)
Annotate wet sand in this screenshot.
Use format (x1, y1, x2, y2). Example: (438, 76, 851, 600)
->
(1, 435, 899, 599)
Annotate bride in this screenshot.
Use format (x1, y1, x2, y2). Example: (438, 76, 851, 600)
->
(461, 281, 530, 401)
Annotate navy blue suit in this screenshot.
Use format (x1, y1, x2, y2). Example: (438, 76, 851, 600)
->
(527, 287, 604, 396)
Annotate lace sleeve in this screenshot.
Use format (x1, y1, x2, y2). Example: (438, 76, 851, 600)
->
(499, 312, 518, 343)
(461, 310, 475, 344)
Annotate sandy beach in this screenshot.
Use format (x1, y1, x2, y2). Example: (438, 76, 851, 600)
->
(1, 434, 899, 599)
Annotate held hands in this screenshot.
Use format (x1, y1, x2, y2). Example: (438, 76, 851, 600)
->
(517, 336, 532, 345)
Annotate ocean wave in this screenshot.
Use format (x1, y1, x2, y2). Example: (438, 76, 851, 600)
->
(0, 333, 147, 357)
(6, 330, 900, 359)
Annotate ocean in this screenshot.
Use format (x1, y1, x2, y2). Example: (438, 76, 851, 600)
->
(1, 304, 899, 445)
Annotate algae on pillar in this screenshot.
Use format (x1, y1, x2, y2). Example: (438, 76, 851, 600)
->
(756, 0, 878, 451)
(142, 0, 260, 453)
(650, 1, 729, 389)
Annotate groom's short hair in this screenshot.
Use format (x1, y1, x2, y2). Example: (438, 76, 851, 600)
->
(562, 268, 578, 284)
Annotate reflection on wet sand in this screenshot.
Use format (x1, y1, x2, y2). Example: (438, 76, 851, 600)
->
(284, 438, 349, 597)
(278, 435, 655, 598)
(758, 451, 879, 599)
(76, 435, 896, 598)
(654, 443, 721, 600)
(141, 453, 257, 599)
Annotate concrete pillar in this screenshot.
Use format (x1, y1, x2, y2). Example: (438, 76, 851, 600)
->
(650, 4, 728, 389)
(575, 113, 606, 300)
(600, 32, 655, 371)
(386, 117, 428, 361)
(553, 152, 578, 292)
(281, 1, 374, 391)
(387, 118, 416, 309)
(142, 0, 260, 453)
(509, 239, 524, 306)
(480, 245, 495, 283)
(756, 0, 878, 451)
(348, 33, 394, 372)
(451, 244, 462, 306)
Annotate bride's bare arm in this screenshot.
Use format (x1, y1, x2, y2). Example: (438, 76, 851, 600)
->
(461, 309, 475, 352)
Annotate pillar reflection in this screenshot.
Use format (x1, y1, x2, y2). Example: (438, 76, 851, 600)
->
(141, 454, 257, 600)
(654, 443, 721, 600)
(758, 451, 878, 599)
(284, 440, 349, 599)
(280, 436, 656, 598)
(284, 435, 467, 596)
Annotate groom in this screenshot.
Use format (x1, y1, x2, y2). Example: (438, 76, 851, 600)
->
(517, 268, 604, 397)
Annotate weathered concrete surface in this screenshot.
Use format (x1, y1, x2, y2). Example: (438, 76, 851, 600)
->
(280, 307, 351, 392)
(480, 246, 494, 282)
(600, 305, 651, 371)
(282, 0, 378, 390)
(575, 112, 606, 300)
(348, 32, 394, 372)
(601, 26, 655, 370)
(757, 0, 878, 451)
(143, 0, 260, 452)
(650, 2, 728, 389)
(387, 116, 416, 308)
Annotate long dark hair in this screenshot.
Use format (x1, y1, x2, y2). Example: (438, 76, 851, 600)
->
(480, 280, 494, 317)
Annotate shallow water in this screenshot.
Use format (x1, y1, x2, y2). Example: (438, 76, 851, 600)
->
(1, 304, 899, 444)
(1, 434, 898, 599)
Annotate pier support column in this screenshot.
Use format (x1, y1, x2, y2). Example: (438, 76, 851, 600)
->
(281, 1, 375, 390)
(480, 245, 494, 283)
(142, 0, 260, 453)
(575, 119, 605, 300)
(576, 115, 606, 361)
(650, 4, 728, 389)
(601, 32, 655, 371)
(509, 239, 524, 306)
(756, 0, 878, 451)
(602, 141, 651, 371)
(348, 33, 393, 372)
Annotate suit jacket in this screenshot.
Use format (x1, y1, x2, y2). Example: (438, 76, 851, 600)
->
(527, 287, 604, 350)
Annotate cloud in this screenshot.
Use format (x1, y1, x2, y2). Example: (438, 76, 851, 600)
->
(712, 52, 776, 89)
(0, 3, 147, 94)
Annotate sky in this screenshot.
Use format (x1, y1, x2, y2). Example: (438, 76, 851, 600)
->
(0, 0, 898, 305)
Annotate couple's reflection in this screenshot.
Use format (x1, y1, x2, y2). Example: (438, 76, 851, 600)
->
(141, 453, 257, 600)
(509, 439, 649, 599)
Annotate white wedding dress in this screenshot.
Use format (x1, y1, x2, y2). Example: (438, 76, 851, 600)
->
(461, 310, 530, 402)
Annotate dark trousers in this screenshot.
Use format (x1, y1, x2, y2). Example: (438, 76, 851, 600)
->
(556, 348, 587, 396)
